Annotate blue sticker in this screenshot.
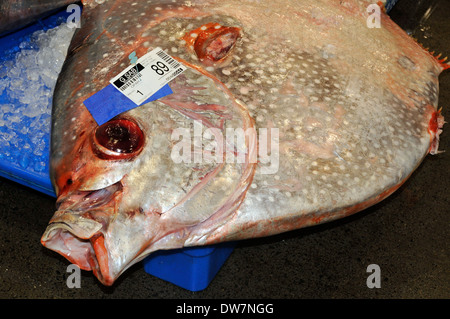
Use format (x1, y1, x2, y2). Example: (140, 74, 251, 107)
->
(83, 84, 172, 126)
(129, 51, 138, 64)
(84, 48, 186, 126)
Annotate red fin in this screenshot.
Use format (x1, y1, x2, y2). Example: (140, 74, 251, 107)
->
(435, 54, 450, 71)
(415, 41, 450, 71)
(377, 1, 387, 13)
(428, 108, 445, 155)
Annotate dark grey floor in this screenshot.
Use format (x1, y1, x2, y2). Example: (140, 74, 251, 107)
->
(0, 0, 449, 299)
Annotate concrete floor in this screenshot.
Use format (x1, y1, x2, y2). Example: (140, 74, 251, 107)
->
(0, 0, 449, 299)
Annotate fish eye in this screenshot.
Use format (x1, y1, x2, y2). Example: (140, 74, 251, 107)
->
(193, 25, 241, 64)
(92, 118, 144, 159)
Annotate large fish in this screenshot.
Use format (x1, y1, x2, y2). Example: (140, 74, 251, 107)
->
(33, 0, 447, 285)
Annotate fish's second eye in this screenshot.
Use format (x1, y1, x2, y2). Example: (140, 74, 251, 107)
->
(184, 23, 241, 65)
(195, 26, 240, 63)
(93, 119, 144, 159)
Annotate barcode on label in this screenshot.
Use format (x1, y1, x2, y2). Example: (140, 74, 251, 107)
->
(156, 49, 180, 69)
(119, 73, 142, 91)
(166, 67, 184, 82)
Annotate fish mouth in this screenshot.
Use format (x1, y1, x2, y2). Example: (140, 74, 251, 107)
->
(41, 182, 122, 285)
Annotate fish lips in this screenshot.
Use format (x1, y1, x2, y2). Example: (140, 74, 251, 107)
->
(41, 182, 124, 285)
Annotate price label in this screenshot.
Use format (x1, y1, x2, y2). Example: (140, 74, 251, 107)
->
(110, 47, 186, 105)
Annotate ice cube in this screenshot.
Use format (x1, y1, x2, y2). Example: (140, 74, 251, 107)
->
(2, 21, 76, 172)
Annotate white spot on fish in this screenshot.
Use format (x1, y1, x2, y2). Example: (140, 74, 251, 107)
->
(240, 86, 250, 95)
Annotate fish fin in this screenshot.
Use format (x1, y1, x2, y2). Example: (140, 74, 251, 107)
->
(426, 50, 450, 71)
(415, 41, 450, 71)
(377, 1, 387, 13)
(435, 55, 450, 71)
(428, 107, 446, 155)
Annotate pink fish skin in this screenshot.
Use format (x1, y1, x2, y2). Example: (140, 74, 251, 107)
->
(39, 0, 446, 285)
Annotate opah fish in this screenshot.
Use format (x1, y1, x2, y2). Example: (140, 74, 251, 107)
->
(22, 0, 446, 285)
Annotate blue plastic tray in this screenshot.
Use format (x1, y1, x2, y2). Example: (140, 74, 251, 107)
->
(0, 10, 68, 197)
(0, 7, 235, 291)
(144, 242, 237, 291)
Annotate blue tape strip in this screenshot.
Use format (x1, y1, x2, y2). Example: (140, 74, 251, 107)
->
(83, 83, 172, 126)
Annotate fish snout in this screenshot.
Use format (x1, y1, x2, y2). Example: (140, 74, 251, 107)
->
(41, 183, 124, 285)
(40, 210, 118, 284)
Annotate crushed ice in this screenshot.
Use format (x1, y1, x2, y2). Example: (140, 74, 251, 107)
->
(0, 21, 76, 172)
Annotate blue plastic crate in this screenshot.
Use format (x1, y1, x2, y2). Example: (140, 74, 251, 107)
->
(143, 241, 237, 291)
(0, 7, 235, 291)
(0, 10, 69, 197)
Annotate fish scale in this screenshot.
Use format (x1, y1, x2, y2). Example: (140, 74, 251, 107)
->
(10, 0, 442, 285)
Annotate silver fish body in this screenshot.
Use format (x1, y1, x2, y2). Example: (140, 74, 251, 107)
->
(40, 0, 446, 285)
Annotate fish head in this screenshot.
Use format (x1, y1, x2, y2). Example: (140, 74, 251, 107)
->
(41, 0, 261, 285)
